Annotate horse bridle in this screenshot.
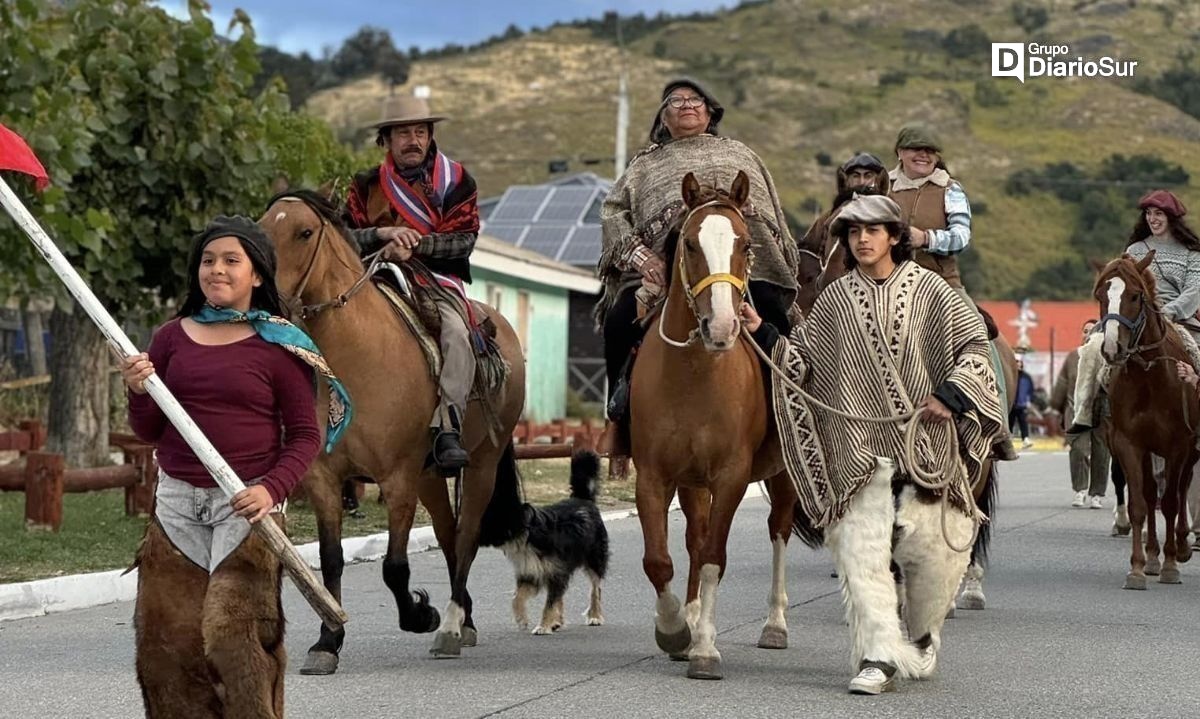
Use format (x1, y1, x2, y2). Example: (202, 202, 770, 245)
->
(277, 197, 380, 320)
(1099, 284, 1169, 368)
(658, 199, 752, 348)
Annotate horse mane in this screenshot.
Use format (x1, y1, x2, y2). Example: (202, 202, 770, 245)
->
(265, 188, 357, 250)
(1097, 254, 1160, 308)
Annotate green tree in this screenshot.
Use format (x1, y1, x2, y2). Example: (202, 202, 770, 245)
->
(0, 0, 288, 466)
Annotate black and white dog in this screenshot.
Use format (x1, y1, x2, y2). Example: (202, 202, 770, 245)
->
(493, 450, 610, 635)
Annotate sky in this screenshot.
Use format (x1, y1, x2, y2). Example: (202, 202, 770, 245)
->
(159, 1, 731, 55)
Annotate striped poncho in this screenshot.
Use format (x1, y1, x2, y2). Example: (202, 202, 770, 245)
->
(771, 261, 1006, 527)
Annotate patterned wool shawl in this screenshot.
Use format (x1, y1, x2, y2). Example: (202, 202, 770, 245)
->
(595, 134, 799, 324)
(770, 262, 1005, 527)
(192, 305, 351, 453)
(346, 144, 480, 238)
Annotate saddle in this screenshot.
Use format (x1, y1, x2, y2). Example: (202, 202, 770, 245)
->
(371, 260, 508, 397)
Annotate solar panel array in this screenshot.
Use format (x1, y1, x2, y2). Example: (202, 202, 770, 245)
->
(481, 176, 611, 269)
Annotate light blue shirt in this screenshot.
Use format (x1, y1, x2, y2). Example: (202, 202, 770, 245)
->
(925, 182, 971, 255)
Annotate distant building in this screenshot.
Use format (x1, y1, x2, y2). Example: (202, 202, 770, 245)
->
(976, 300, 1097, 391)
(481, 173, 609, 407)
(468, 236, 600, 421)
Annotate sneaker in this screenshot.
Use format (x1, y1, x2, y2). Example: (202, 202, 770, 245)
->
(848, 667, 895, 695)
(1089, 495, 1104, 510)
(1021, 438, 1034, 449)
(1072, 490, 1087, 508)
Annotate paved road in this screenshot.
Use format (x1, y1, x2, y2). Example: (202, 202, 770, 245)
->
(3, 452, 1199, 718)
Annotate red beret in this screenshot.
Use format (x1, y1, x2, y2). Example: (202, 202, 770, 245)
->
(1138, 189, 1187, 219)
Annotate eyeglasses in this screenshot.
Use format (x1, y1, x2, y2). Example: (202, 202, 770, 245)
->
(665, 95, 706, 110)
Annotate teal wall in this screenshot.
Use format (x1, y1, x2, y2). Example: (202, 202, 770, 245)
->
(467, 268, 569, 422)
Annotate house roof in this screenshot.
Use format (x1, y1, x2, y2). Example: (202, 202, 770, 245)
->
(473, 234, 601, 294)
(976, 300, 1098, 354)
(480, 174, 612, 269)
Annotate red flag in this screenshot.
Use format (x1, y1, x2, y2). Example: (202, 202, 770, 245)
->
(0, 123, 50, 191)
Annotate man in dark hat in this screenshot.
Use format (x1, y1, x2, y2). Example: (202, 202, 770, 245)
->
(796, 152, 890, 314)
(343, 95, 480, 471)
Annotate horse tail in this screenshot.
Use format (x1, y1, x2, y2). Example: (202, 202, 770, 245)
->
(477, 440, 526, 547)
(569, 449, 602, 501)
(790, 503, 826, 549)
(971, 461, 999, 567)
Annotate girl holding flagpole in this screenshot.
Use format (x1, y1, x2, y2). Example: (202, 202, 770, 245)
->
(122, 216, 349, 718)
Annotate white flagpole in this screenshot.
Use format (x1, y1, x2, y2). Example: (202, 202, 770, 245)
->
(0, 176, 347, 629)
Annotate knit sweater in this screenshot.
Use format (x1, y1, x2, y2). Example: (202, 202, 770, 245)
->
(1127, 234, 1200, 328)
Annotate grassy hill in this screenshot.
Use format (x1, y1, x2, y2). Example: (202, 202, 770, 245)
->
(304, 0, 1200, 299)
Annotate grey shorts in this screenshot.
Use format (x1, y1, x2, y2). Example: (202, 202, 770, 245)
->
(154, 472, 284, 573)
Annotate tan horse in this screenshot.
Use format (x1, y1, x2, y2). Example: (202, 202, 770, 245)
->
(1095, 252, 1197, 589)
(259, 190, 526, 672)
(629, 171, 798, 681)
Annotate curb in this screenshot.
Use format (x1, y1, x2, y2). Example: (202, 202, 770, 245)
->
(0, 484, 765, 624)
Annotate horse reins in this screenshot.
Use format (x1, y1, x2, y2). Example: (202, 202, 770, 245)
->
(658, 199, 752, 348)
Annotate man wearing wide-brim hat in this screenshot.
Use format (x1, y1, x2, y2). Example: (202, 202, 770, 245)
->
(344, 95, 480, 471)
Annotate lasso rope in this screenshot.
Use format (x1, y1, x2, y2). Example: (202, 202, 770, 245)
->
(741, 326, 982, 553)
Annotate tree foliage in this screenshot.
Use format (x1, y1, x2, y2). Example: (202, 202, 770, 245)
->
(0, 0, 289, 314)
(1005, 154, 1190, 298)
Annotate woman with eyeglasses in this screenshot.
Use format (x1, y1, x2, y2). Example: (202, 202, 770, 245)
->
(597, 77, 799, 432)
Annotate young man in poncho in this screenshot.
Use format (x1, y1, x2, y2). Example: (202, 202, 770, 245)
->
(741, 194, 1006, 695)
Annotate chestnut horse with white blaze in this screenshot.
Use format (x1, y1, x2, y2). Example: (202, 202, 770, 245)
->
(630, 171, 798, 681)
(259, 190, 527, 673)
(1095, 251, 1197, 589)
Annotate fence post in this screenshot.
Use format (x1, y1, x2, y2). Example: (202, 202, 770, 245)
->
(24, 451, 64, 531)
(124, 446, 158, 517)
(17, 419, 46, 454)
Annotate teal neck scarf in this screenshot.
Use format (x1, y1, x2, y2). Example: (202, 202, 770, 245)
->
(191, 304, 352, 453)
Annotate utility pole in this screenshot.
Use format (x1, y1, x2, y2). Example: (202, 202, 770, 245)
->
(614, 17, 629, 178)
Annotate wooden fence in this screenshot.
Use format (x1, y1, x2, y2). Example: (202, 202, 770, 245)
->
(0, 421, 158, 531)
(0, 416, 628, 531)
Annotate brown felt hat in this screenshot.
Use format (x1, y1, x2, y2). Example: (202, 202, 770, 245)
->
(367, 95, 445, 130)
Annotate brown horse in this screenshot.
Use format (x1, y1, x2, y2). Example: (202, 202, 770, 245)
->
(258, 190, 527, 672)
(629, 171, 797, 681)
(1095, 252, 1197, 589)
(800, 220, 1015, 612)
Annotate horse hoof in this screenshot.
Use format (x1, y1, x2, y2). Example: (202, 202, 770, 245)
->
(1159, 568, 1182, 584)
(655, 625, 692, 655)
(299, 650, 339, 676)
(1123, 573, 1147, 590)
(429, 632, 462, 658)
(957, 592, 986, 611)
(1145, 559, 1161, 576)
(757, 626, 788, 650)
(461, 626, 478, 647)
(1177, 546, 1193, 564)
(669, 652, 689, 662)
(687, 655, 723, 680)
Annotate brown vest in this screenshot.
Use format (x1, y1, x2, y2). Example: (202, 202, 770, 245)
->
(890, 184, 963, 288)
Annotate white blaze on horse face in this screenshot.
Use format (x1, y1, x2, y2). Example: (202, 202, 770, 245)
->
(697, 214, 739, 345)
(1103, 277, 1125, 359)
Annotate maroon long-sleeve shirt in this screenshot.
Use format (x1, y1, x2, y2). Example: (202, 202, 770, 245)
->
(127, 318, 321, 505)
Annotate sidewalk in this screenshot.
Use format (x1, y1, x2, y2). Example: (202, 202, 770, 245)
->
(1, 484, 759, 623)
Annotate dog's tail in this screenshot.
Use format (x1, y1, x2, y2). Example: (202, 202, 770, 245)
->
(570, 449, 602, 502)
